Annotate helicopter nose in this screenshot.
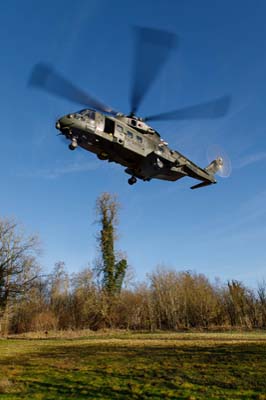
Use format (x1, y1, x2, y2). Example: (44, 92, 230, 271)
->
(55, 115, 73, 131)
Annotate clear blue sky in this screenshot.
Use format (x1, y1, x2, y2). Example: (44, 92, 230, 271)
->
(1, 0, 266, 287)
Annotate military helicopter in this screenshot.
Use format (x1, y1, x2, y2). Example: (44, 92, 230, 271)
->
(29, 27, 231, 189)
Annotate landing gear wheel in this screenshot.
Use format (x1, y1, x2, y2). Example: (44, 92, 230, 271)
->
(69, 143, 76, 151)
(69, 138, 78, 151)
(97, 153, 108, 160)
(128, 176, 137, 185)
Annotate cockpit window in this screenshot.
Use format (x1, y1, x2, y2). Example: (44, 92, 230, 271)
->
(88, 111, 95, 120)
(78, 109, 95, 120)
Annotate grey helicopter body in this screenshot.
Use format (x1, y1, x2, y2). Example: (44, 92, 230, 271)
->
(55, 109, 220, 188)
(30, 27, 231, 188)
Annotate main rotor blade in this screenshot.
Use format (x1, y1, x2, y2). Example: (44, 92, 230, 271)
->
(144, 95, 231, 121)
(29, 63, 118, 114)
(130, 27, 178, 116)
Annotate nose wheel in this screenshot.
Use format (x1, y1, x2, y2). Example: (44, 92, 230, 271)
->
(128, 176, 137, 185)
(69, 138, 78, 151)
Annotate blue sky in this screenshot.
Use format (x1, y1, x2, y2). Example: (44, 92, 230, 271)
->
(1, 0, 266, 287)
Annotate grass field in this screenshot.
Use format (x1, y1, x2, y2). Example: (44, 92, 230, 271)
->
(1, 331, 266, 399)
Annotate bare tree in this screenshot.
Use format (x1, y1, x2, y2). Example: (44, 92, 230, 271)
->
(0, 218, 40, 333)
(225, 280, 255, 328)
(49, 261, 72, 329)
(257, 280, 266, 328)
(71, 267, 99, 329)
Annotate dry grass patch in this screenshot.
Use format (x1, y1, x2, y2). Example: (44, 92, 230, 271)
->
(0, 377, 12, 393)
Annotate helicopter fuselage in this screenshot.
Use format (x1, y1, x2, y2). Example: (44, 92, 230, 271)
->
(56, 108, 216, 187)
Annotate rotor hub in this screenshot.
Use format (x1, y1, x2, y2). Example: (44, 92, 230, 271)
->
(217, 157, 224, 168)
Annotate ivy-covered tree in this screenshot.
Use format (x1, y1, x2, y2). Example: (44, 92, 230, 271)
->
(95, 193, 127, 296)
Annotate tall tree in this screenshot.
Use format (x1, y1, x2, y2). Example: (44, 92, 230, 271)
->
(95, 193, 127, 296)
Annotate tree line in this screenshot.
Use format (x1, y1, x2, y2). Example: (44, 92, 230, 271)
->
(1, 193, 266, 334)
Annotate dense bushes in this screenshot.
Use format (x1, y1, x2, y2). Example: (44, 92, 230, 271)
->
(5, 265, 266, 334)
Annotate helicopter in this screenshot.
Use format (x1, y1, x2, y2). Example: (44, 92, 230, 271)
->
(29, 27, 231, 189)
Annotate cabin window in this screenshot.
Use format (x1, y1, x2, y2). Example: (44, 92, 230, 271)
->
(127, 131, 133, 138)
(136, 136, 143, 143)
(116, 124, 123, 132)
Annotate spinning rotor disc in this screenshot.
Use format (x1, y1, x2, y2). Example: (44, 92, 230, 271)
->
(207, 145, 232, 178)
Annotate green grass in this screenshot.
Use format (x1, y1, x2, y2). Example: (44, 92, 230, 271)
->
(1, 332, 266, 399)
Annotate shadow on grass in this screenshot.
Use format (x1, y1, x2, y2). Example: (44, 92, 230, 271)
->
(1, 342, 266, 399)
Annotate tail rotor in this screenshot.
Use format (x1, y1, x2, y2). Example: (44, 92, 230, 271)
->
(206, 145, 232, 178)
